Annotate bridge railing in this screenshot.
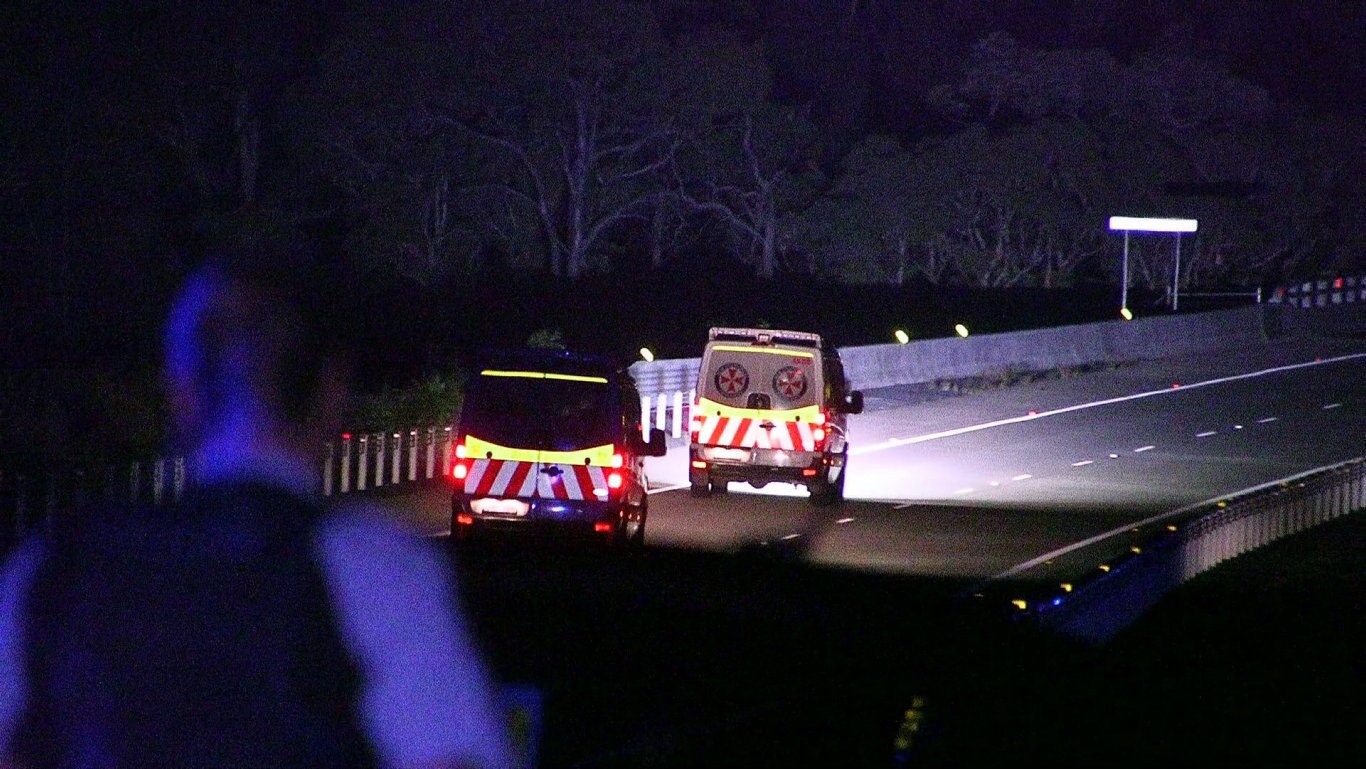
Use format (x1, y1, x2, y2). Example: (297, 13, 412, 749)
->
(1027, 457, 1365, 644)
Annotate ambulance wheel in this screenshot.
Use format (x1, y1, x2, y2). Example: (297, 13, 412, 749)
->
(690, 473, 711, 498)
(808, 465, 845, 507)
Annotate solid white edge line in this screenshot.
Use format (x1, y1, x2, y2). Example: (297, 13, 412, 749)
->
(1071, 460, 1094, 467)
(990, 457, 1364, 581)
(1323, 403, 1342, 410)
(1134, 445, 1155, 453)
(851, 352, 1366, 456)
(1011, 474, 1033, 481)
(836, 517, 856, 524)
(1196, 431, 1217, 437)
(1256, 417, 1279, 424)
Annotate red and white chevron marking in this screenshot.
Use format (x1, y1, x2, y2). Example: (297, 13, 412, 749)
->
(693, 415, 817, 451)
(463, 459, 608, 500)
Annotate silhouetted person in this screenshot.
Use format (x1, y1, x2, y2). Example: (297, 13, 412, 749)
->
(0, 260, 513, 768)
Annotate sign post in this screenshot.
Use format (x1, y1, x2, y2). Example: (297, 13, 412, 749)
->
(1108, 216, 1198, 316)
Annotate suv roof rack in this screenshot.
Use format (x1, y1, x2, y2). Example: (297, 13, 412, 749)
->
(707, 327, 822, 348)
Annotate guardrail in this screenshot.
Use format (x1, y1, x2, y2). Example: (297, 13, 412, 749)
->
(0, 425, 455, 548)
(1267, 275, 1364, 308)
(1024, 457, 1365, 644)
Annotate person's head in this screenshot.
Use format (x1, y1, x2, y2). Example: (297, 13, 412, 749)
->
(163, 248, 348, 452)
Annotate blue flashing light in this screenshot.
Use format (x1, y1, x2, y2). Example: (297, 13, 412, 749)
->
(1052, 597, 1063, 607)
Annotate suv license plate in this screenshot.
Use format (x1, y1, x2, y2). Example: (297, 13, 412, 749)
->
(472, 498, 530, 516)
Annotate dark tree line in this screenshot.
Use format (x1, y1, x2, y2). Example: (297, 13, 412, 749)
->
(2, 0, 1362, 465)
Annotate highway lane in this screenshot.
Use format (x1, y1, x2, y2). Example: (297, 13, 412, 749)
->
(644, 337, 1365, 581)
(380, 337, 1364, 584)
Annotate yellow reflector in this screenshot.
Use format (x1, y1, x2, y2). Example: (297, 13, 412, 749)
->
(1098, 564, 1111, 572)
(1060, 583, 1073, 593)
(894, 329, 910, 344)
(1130, 546, 1142, 554)
(479, 369, 607, 383)
(1166, 524, 1177, 532)
(1120, 307, 1133, 320)
(1011, 599, 1027, 611)
(954, 324, 969, 338)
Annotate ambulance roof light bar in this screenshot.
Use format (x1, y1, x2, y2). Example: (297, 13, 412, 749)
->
(708, 327, 822, 348)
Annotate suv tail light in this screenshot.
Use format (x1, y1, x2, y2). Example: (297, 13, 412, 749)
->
(450, 436, 470, 481)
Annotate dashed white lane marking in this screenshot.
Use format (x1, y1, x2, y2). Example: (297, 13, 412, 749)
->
(853, 352, 1366, 456)
(1108, 453, 1119, 458)
(1134, 445, 1156, 453)
(1323, 402, 1342, 410)
(1196, 430, 1217, 437)
(1011, 474, 1033, 481)
(1256, 417, 1279, 424)
(953, 487, 974, 495)
(1233, 425, 1244, 430)
(1071, 460, 1094, 467)
(781, 533, 801, 541)
(836, 517, 856, 524)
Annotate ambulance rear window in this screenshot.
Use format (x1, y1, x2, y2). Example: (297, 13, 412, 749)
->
(461, 372, 617, 450)
(701, 346, 821, 409)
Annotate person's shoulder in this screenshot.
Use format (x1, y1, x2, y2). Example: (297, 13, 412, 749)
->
(315, 497, 431, 546)
(310, 499, 454, 587)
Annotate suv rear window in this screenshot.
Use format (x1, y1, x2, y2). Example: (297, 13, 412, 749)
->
(700, 346, 822, 410)
(461, 372, 618, 450)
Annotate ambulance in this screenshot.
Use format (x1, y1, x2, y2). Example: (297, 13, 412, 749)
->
(688, 327, 863, 504)
(450, 349, 667, 545)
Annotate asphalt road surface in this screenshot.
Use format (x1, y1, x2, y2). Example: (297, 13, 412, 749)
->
(387, 336, 1364, 585)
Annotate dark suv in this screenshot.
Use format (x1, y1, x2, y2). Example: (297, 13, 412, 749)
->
(450, 349, 667, 545)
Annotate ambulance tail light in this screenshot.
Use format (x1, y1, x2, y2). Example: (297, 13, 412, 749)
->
(607, 472, 624, 490)
(812, 412, 829, 446)
(610, 452, 624, 469)
(451, 461, 470, 481)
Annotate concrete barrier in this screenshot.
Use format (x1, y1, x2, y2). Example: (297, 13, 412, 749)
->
(632, 304, 1366, 399)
